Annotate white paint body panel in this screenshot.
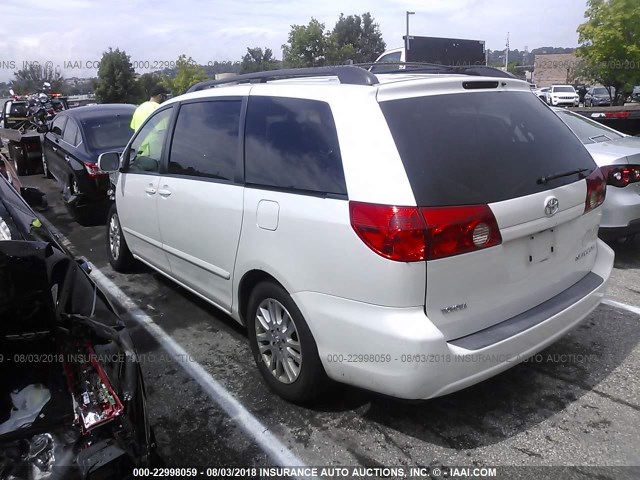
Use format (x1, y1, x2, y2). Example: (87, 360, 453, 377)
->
(155, 177, 244, 311)
(114, 74, 615, 399)
(117, 174, 170, 273)
(233, 188, 426, 309)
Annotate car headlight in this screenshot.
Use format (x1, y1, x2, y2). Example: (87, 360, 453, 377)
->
(0, 217, 11, 240)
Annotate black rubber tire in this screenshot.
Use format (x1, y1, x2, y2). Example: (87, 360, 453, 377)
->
(247, 281, 329, 403)
(12, 153, 27, 176)
(106, 203, 135, 272)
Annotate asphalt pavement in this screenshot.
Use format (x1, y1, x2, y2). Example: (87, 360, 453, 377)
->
(18, 173, 640, 480)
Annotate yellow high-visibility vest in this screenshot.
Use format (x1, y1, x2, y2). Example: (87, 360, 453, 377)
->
(130, 101, 160, 131)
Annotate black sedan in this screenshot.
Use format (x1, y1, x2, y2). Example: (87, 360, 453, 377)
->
(0, 173, 155, 478)
(42, 104, 135, 223)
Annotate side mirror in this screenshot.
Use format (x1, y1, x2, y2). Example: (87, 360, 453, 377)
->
(36, 124, 48, 134)
(97, 152, 121, 172)
(20, 187, 47, 210)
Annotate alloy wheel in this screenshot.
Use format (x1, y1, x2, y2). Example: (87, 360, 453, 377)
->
(109, 213, 121, 261)
(255, 298, 302, 384)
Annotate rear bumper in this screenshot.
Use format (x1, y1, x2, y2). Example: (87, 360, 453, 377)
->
(294, 239, 614, 400)
(600, 185, 640, 236)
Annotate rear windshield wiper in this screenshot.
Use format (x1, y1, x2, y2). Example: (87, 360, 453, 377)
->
(537, 168, 591, 185)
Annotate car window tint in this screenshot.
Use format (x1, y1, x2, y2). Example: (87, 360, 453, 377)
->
(370, 52, 402, 73)
(168, 101, 241, 181)
(9, 103, 27, 116)
(127, 108, 172, 173)
(63, 119, 79, 146)
(82, 114, 134, 150)
(556, 110, 624, 144)
(380, 91, 596, 206)
(245, 96, 346, 195)
(51, 116, 67, 136)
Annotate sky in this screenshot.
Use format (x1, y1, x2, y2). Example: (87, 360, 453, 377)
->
(0, 0, 590, 82)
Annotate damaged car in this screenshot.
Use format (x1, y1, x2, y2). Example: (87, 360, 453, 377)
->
(0, 174, 154, 479)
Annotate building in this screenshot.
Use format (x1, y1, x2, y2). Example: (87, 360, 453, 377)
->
(533, 53, 582, 87)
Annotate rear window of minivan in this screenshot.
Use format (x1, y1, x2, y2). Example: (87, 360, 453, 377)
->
(379, 91, 596, 206)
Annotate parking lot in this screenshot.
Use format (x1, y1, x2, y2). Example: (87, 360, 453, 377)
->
(15, 172, 640, 479)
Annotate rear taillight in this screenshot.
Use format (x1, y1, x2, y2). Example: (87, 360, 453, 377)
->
(349, 202, 426, 262)
(584, 168, 607, 213)
(420, 205, 502, 260)
(83, 161, 106, 178)
(600, 164, 640, 188)
(349, 202, 502, 262)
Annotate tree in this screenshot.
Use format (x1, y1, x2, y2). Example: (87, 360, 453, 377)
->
(282, 18, 327, 67)
(576, 0, 640, 105)
(327, 12, 386, 64)
(95, 48, 139, 103)
(240, 47, 281, 73)
(11, 62, 65, 94)
(507, 61, 525, 79)
(162, 55, 208, 96)
(136, 72, 163, 102)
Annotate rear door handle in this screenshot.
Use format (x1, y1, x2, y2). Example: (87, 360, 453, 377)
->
(52, 147, 57, 152)
(158, 188, 172, 197)
(145, 186, 157, 195)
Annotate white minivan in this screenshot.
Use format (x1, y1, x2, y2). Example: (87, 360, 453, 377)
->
(99, 66, 614, 403)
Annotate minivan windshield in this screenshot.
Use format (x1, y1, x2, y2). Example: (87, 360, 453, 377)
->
(380, 91, 596, 206)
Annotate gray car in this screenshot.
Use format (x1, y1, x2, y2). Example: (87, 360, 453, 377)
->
(584, 86, 615, 107)
(553, 107, 640, 239)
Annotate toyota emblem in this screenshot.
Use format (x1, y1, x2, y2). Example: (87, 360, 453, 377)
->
(544, 197, 559, 217)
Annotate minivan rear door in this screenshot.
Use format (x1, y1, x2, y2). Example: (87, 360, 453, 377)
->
(379, 87, 601, 340)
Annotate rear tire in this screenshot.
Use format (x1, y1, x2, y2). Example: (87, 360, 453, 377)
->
(247, 281, 329, 403)
(12, 149, 27, 176)
(106, 203, 135, 272)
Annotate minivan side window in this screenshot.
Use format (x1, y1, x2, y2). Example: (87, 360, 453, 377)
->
(126, 108, 172, 173)
(168, 100, 241, 181)
(62, 119, 79, 146)
(245, 96, 347, 196)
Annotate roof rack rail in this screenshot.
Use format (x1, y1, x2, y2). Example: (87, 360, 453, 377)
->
(187, 66, 379, 92)
(354, 61, 517, 79)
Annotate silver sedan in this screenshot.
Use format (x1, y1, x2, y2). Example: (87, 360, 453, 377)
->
(553, 107, 640, 239)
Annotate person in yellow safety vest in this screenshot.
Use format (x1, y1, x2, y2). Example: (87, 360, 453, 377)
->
(130, 85, 169, 131)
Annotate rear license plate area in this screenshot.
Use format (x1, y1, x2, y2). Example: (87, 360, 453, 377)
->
(528, 228, 555, 264)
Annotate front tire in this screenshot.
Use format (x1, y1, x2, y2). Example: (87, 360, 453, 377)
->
(106, 203, 135, 272)
(247, 281, 329, 403)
